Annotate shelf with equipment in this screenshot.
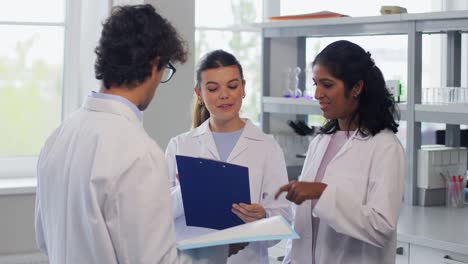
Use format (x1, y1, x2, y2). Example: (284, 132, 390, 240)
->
(258, 10, 468, 206)
(262, 97, 321, 115)
(262, 96, 408, 120)
(415, 104, 468, 124)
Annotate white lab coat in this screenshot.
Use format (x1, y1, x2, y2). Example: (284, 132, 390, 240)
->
(35, 96, 227, 264)
(165, 119, 293, 264)
(283, 129, 405, 264)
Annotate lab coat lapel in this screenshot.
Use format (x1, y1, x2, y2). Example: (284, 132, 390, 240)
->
(193, 120, 220, 160)
(328, 130, 369, 165)
(227, 135, 248, 162)
(83, 96, 142, 126)
(227, 120, 262, 162)
(327, 132, 353, 165)
(303, 135, 331, 182)
(200, 133, 220, 160)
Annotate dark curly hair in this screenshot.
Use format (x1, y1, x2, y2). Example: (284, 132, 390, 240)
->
(313, 40, 399, 136)
(95, 4, 188, 89)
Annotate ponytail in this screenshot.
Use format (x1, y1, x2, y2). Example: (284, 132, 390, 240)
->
(357, 65, 399, 134)
(191, 92, 210, 128)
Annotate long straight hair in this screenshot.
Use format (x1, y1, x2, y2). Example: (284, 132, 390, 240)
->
(192, 50, 244, 128)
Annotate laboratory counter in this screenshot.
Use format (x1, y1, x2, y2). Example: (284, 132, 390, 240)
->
(397, 205, 468, 255)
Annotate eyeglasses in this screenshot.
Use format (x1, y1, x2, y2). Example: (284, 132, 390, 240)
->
(160, 62, 176, 83)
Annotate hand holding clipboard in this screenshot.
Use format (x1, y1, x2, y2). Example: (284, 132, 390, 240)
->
(175, 155, 251, 230)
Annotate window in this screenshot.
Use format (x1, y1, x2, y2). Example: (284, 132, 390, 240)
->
(195, 0, 263, 125)
(0, 0, 67, 178)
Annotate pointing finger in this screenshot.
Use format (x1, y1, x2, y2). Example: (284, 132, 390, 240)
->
(274, 182, 295, 200)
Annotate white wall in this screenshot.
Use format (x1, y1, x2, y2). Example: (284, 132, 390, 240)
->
(0, 194, 37, 255)
(144, 0, 195, 149)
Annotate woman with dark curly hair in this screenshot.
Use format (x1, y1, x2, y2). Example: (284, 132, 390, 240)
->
(35, 4, 228, 264)
(275, 40, 405, 264)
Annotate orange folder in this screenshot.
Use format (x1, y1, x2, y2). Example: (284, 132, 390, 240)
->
(269, 11, 348, 21)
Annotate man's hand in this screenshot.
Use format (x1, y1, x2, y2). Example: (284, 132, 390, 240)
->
(274, 181, 327, 205)
(231, 203, 266, 223)
(228, 242, 249, 257)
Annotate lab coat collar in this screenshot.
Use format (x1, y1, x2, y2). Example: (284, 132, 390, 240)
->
(228, 119, 265, 161)
(191, 118, 265, 161)
(318, 129, 371, 143)
(90, 91, 143, 122)
(192, 119, 211, 137)
(82, 96, 142, 126)
(321, 129, 370, 168)
(192, 120, 219, 159)
(351, 129, 372, 141)
(191, 118, 264, 141)
(301, 129, 371, 182)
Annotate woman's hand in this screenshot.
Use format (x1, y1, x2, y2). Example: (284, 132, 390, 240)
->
(231, 203, 266, 223)
(274, 181, 327, 205)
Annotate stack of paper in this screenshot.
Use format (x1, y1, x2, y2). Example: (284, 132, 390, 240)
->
(176, 215, 299, 250)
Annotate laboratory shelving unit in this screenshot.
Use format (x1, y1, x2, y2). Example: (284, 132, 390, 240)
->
(263, 97, 408, 120)
(257, 10, 468, 205)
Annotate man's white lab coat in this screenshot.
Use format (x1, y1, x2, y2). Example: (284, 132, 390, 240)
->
(165, 119, 293, 264)
(35, 95, 227, 264)
(283, 129, 405, 264)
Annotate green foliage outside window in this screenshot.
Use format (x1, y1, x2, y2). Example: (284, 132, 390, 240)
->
(0, 36, 62, 156)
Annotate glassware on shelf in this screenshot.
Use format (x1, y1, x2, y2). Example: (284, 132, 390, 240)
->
(292, 67, 302, 98)
(386, 80, 399, 102)
(282, 66, 302, 98)
(463, 87, 468, 104)
(423, 87, 433, 104)
(449, 86, 467, 104)
(444, 175, 465, 208)
(282, 67, 293, 98)
(303, 66, 315, 99)
(465, 170, 468, 205)
(423, 87, 468, 104)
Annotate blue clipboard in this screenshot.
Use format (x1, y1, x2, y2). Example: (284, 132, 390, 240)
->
(175, 155, 251, 230)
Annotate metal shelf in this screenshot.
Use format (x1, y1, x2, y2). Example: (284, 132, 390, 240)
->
(259, 15, 409, 38)
(263, 97, 407, 120)
(257, 11, 468, 38)
(262, 96, 468, 124)
(262, 97, 322, 115)
(415, 104, 468, 124)
(397, 103, 407, 121)
(259, 10, 468, 205)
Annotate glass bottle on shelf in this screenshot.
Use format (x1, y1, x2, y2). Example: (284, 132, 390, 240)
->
(292, 66, 302, 98)
(282, 67, 293, 98)
(303, 66, 315, 99)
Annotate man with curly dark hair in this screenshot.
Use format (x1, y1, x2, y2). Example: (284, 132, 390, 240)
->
(35, 4, 228, 264)
(94, 4, 187, 110)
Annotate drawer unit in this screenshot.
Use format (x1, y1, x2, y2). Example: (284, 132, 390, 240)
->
(396, 241, 409, 264)
(410, 244, 468, 264)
